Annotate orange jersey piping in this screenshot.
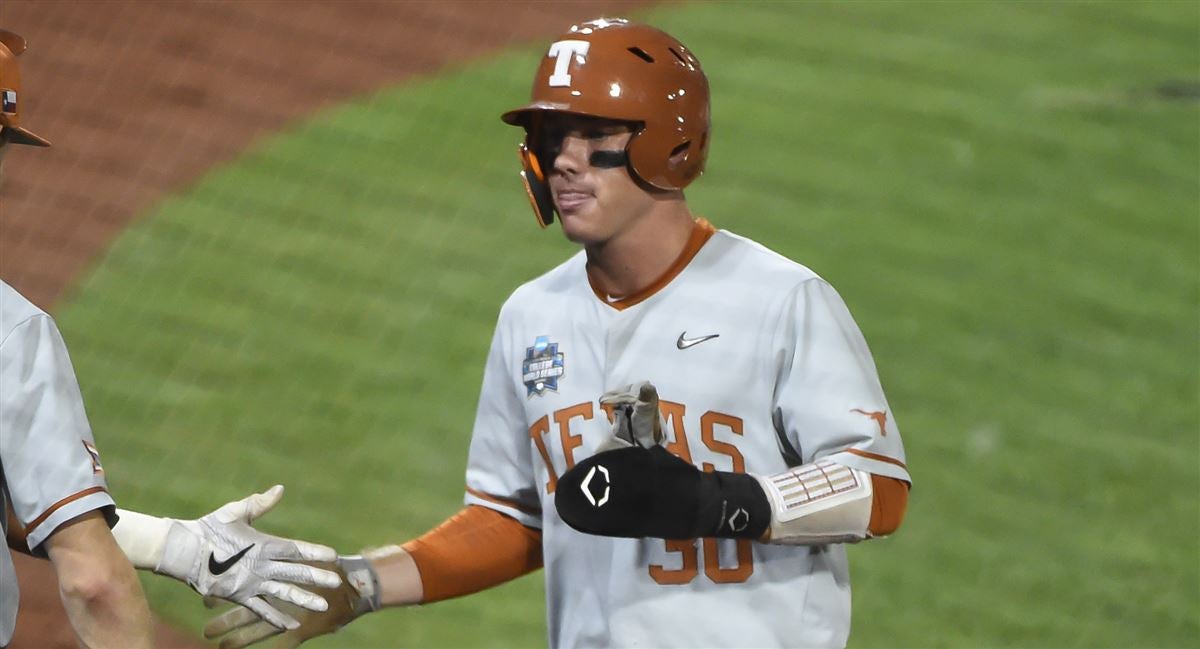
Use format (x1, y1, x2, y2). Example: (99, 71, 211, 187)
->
(24, 486, 108, 538)
(587, 218, 716, 311)
(846, 448, 909, 472)
(465, 486, 541, 517)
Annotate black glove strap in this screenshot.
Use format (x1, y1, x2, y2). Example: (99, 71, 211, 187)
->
(337, 555, 382, 615)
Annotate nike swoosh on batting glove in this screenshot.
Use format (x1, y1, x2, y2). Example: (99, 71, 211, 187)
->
(156, 485, 342, 630)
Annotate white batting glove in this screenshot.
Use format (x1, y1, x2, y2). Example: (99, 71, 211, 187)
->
(204, 555, 381, 649)
(155, 485, 342, 630)
(598, 381, 666, 451)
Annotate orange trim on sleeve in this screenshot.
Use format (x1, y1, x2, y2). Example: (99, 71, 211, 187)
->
(402, 505, 543, 604)
(868, 475, 909, 537)
(846, 448, 908, 471)
(464, 487, 541, 517)
(587, 218, 716, 311)
(24, 486, 108, 538)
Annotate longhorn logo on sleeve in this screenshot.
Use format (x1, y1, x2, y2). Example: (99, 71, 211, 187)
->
(851, 409, 888, 437)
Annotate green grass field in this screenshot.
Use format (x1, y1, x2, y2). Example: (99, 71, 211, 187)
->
(55, 2, 1197, 647)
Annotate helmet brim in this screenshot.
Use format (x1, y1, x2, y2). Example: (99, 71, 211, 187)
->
(501, 102, 638, 128)
(501, 102, 574, 126)
(3, 125, 51, 147)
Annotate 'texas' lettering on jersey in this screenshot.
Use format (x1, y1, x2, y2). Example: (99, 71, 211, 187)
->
(528, 398, 746, 494)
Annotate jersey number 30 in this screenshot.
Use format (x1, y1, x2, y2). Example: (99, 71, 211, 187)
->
(651, 538, 753, 585)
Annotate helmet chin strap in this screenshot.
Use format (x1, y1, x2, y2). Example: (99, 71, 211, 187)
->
(589, 150, 628, 169)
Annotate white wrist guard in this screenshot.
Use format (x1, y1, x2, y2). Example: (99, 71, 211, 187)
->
(111, 509, 174, 570)
(755, 460, 873, 545)
(110, 510, 215, 589)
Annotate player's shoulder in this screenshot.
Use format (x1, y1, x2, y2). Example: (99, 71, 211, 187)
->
(499, 250, 588, 317)
(0, 280, 52, 346)
(702, 229, 824, 289)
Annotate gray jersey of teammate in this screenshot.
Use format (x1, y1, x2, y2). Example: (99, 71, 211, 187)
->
(0, 280, 119, 646)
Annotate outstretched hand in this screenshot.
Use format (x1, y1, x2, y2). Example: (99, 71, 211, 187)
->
(155, 486, 341, 630)
(204, 555, 381, 649)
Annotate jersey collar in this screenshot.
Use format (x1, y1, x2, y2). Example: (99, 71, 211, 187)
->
(587, 218, 717, 311)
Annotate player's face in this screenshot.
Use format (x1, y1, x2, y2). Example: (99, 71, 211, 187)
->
(536, 115, 658, 246)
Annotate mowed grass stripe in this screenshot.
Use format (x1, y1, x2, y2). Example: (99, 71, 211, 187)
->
(52, 2, 1198, 647)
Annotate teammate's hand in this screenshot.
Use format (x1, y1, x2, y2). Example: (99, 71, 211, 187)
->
(598, 381, 666, 451)
(203, 555, 381, 649)
(154, 485, 342, 631)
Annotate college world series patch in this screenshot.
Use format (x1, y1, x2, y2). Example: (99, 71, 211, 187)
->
(523, 335, 565, 397)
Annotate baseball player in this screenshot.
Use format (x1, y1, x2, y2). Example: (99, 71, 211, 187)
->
(205, 18, 911, 649)
(0, 28, 341, 647)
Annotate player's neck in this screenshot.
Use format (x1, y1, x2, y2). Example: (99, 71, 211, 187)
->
(584, 201, 696, 300)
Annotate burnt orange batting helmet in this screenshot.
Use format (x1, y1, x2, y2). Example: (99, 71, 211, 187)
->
(502, 18, 710, 227)
(0, 29, 50, 147)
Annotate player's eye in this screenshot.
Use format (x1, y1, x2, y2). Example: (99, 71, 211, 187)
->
(533, 127, 564, 150)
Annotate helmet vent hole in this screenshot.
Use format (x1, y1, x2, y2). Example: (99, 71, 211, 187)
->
(627, 47, 655, 63)
(669, 141, 691, 162)
(668, 47, 688, 64)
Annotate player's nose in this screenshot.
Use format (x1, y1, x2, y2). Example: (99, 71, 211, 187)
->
(552, 134, 588, 176)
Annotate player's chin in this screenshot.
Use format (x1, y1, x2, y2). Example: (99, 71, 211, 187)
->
(557, 206, 605, 245)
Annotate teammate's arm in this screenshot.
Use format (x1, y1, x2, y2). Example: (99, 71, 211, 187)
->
(203, 505, 542, 649)
(0, 304, 152, 646)
(5, 486, 343, 631)
(110, 485, 342, 630)
(41, 510, 154, 649)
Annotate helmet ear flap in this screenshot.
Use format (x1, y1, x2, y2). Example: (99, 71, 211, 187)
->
(625, 125, 700, 191)
(518, 144, 555, 228)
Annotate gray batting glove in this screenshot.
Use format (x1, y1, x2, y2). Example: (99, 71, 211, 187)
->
(155, 485, 342, 630)
(598, 381, 666, 451)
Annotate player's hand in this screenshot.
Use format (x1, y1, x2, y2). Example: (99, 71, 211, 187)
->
(559, 380, 771, 541)
(597, 380, 666, 451)
(154, 485, 341, 631)
(203, 556, 380, 649)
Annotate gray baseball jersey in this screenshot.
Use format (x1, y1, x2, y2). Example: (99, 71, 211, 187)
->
(0, 280, 116, 646)
(464, 222, 909, 648)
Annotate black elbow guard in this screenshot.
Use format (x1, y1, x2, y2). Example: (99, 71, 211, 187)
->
(555, 446, 771, 541)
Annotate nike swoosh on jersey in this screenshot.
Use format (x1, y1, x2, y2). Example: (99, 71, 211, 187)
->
(208, 544, 255, 576)
(676, 332, 719, 349)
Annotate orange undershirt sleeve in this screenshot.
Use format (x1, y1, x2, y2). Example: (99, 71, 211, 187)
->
(402, 505, 543, 604)
(867, 475, 910, 537)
